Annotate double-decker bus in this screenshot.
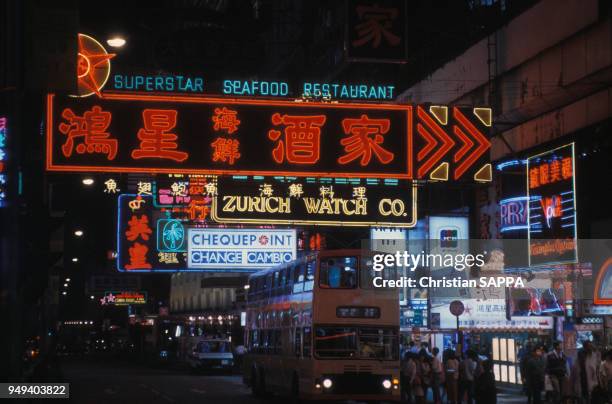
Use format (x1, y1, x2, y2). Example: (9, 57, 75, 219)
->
(243, 249, 400, 401)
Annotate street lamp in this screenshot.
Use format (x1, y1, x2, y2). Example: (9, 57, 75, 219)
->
(82, 178, 94, 186)
(107, 37, 126, 48)
(74, 230, 84, 237)
(65, 278, 71, 282)
(90, 295, 95, 300)
(62, 291, 67, 295)
(72, 257, 78, 262)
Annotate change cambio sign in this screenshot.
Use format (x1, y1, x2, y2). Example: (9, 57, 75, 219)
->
(187, 228, 296, 270)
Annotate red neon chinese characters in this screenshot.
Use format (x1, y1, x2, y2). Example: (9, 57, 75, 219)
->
(125, 242, 151, 270)
(211, 138, 241, 165)
(549, 159, 561, 182)
(529, 167, 540, 189)
(125, 215, 153, 241)
(184, 198, 209, 221)
(58, 106, 117, 160)
(212, 107, 241, 134)
(131, 109, 188, 162)
(268, 113, 326, 164)
(338, 115, 394, 166)
(352, 5, 400, 48)
(561, 157, 573, 179)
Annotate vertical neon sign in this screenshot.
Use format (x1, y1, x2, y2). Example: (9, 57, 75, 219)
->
(0, 117, 7, 207)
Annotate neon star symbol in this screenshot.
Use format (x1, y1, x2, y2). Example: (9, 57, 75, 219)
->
(77, 34, 115, 97)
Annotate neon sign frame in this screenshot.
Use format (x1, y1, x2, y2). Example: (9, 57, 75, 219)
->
(526, 143, 578, 267)
(46, 93, 413, 179)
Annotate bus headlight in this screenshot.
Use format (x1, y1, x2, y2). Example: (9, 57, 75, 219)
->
(322, 378, 333, 389)
(382, 379, 392, 389)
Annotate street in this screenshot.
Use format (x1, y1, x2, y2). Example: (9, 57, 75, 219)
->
(55, 357, 527, 404)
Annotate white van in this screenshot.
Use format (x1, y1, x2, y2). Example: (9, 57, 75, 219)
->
(188, 339, 234, 372)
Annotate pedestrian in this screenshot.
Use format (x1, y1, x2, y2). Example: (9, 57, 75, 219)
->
(413, 351, 432, 404)
(431, 347, 443, 404)
(459, 350, 477, 404)
(571, 340, 601, 403)
(474, 359, 497, 404)
(546, 341, 568, 404)
(598, 349, 612, 402)
(420, 341, 431, 356)
(524, 345, 546, 404)
(234, 344, 246, 372)
(402, 351, 417, 403)
(445, 350, 460, 404)
(409, 340, 419, 354)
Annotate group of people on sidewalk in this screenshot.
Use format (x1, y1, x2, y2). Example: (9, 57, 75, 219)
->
(400, 340, 612, 404)
(400, 342, 496, 404)
(521, 340, 612, 404)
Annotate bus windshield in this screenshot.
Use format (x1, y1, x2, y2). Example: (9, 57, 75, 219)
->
(314, 326, 397, 360)
(360, 254, 398, 289)
(319, 256, 358, 289)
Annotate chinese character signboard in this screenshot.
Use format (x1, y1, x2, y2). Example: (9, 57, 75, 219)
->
(187, 228, 296, 270)
(346, 0, 407, 61)
(117, 194, 187, 272)
(46, 94, 492, 182)
(212, 177, 417, 228)
(527, 144, 577, 266)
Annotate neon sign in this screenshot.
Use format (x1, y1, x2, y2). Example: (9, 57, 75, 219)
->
(500, 196, 528, 233)
(46, 94, 491, 182)
(527, 143, 577, 266)
(211, 177, 417, 228)
(75, 34, 115, 97)
(0, 117, 7, 207)
(113, 74, 204, 93)
(101, 291, 147, 306)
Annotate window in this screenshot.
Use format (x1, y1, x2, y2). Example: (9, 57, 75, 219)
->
(293, 264, 305, 294)
(314, 327, 357, 358)
(319, 256, 357, 289)
(274, 330, 282, 354)
(303, 327, 312, 357)
(360, 255, 399, 289)
(314, 326, 398, 360)
(304, 261, 315, 291)
(294, 328, 302, 357)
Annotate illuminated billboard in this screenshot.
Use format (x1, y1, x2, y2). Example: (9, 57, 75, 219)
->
(211, 177, 417, 228)
(527, 144, 577, 266)
(46, 94, 491, 182)
(101, 291, 147, 306)
(187, 228, 296, 270)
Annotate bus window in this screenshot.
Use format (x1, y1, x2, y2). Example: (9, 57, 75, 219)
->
(274, 330, 282, 354)
(314, 327, 357, 358)
(294, 328, 302, 357)
(303, 327, 312, 357)
(358, 327, 398, 360)
(293, 264, 304, 294)
(281, 267, 289, 294)
(319, 256, 357, 289)
(360, 255, 398, 289)
(304, 261, 315, 291)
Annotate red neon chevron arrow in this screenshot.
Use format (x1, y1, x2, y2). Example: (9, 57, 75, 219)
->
(452, 107, 491, 180)
(417, 106, 454, 178)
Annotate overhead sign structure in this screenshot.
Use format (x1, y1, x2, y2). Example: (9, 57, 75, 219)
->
(211, 177, 417, 228)
(46, 94, 491, 182)
(527, 143, 577, 266)
(187, 228, 296, 270)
